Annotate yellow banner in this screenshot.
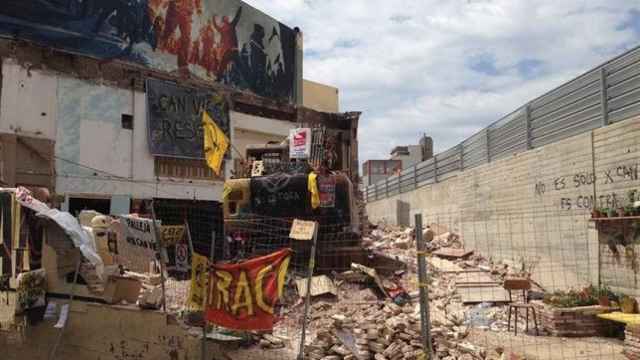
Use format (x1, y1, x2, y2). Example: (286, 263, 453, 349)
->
(160, 225, 185, 246)
(188, 252, 210, 310)
(202, 111, 229, 176)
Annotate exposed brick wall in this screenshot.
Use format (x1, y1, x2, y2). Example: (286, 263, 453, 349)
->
(532, 302, 613, 337)
(625, 325, 640, 360)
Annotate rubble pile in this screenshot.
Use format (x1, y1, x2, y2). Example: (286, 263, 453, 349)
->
(625, 325, 640, 360)
(304, 302, 427, 360)
(294, 222, 542, 359)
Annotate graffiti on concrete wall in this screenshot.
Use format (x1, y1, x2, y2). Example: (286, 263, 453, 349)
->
(0, 0, 297, 101)
(534, 163, 640, 210)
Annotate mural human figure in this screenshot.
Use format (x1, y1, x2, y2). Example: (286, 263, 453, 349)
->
(161, 0, 202, 70)
(247, 24, 268, 94)
(93, 0, 157, 54)
(213, 6, 243, 78)
(199, 20, 219, 76)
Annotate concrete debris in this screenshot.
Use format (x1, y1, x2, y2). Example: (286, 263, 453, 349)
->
(291, 222, 543, 359)
(138, 285, 163, 309)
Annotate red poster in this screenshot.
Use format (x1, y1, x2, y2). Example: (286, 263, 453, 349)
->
(318, 176, 336, 208)
(205, 249, 292, 331)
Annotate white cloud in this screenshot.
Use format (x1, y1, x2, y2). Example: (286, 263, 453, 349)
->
(244, 0, 640, 163)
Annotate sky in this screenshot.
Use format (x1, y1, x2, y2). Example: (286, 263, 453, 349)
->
(244, 0, 640, 164)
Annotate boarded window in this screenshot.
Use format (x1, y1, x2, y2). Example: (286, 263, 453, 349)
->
(154, 157, 223, 180)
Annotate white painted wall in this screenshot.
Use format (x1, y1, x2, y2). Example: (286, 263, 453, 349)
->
(228, 111, 296, 166)
(0, 59, 298, 202)
(0, 59, 57, 140)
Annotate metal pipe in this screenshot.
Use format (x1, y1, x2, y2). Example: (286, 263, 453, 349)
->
(48, 258, 82, 360)
(297, 223, 319, 360)
(149, 200, 167, 314)
(201, 231, 216, 360)
(415, 214, 433, 358)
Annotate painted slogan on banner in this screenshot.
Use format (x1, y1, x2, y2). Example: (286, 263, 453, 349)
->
(0, 0, 297, 102)
(206, 248, 291, 331)
(147, 79, 230, 158)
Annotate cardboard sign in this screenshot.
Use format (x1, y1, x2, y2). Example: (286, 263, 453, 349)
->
(206, 249, 291, 331)
(318, 176, 337, 208)
(289, 128, 311, 159)
(289, 219, 318, 241)
(115, 216, 161, 273)
(161, 225, 185, 246)
(175, 244, 189, 272)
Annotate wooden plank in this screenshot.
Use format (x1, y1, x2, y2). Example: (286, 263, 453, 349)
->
(458, 285, 511, 304)
(598, 312, 640, 325)
(455, 271, 496, 285)
(432, 248, 473, 259)
(428, 257, 464, 273)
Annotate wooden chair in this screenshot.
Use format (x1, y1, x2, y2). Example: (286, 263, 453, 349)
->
(504, 277, 538, 336)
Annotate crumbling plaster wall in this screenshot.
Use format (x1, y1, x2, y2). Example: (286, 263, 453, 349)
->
(0, 58, 297, 201)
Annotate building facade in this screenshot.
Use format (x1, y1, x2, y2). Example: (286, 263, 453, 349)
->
(0, 1, 354, 218)
(362, 160, 402, 187)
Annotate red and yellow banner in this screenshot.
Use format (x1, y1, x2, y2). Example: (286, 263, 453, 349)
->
(205, 249, 291, 331)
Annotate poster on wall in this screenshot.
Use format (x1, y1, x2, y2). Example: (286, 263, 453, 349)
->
(0, 0, 297, 102)
(289, 128, 311, 159)
(146, 79, 230, 159)
(318, 176, 336, 208)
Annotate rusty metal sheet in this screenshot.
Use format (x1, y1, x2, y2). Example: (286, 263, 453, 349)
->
(432, 248, 474, 259)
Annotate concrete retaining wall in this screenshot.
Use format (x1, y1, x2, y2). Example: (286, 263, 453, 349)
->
(366, 115, 640, 293)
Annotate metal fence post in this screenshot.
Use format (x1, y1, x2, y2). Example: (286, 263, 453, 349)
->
(600, 67, 609, 126)
(486, 129, 491, 163)
(201, 231, 216, 360)
(415, 214, 433, 358)
(525, 105, 532, 150)
(433, 156, 438, 183)
(149, 200, 167, 314)
(385, 178, 389, 198)
(298, 223, 319, 360)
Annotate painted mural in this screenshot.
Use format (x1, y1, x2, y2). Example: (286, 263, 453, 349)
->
(0, 0, 297, 101)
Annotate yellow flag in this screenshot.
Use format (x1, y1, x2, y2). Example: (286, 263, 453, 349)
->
(223, 182, 232, 200)
(188, 252, 210, 310)
(202, 111, 229, 176)
(308, 172, 320, 209)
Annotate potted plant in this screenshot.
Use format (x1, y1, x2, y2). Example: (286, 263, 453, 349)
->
(621, 295, 637, 314)
(607, 208, 617, 218)
(628, 190, 637, 205)
(16, 270, 46, 320)
(591, 208, 602, 219)
(618, 207, 627, 217)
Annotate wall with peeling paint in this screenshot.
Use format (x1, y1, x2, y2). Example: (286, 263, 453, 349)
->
(0, 59, 298, 202)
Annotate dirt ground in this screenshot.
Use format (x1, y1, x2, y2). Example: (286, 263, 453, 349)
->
(468, 328, 626, 360)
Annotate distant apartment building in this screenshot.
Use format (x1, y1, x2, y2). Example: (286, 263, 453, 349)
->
(362, 160, 402, 187)
(362, 135, 433, 187)
(390, 145, 422, 169)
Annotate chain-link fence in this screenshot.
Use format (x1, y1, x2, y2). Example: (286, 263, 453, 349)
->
(140, 194, 640, 360)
